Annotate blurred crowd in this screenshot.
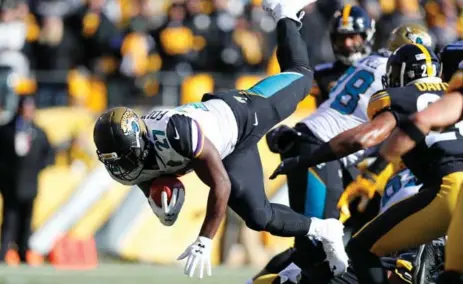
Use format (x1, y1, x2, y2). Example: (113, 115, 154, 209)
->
(0, 0, 462, 114)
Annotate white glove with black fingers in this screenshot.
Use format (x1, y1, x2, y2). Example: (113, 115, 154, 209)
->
(177, 236, 212, 278)
(148, 187, 185, 226)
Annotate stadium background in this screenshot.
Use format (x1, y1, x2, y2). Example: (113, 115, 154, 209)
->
(0, 0, 461, 283)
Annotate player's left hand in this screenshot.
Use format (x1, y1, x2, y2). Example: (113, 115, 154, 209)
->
(177, 236, 212, 278)
(269, 157, 300, 179)
(266, 125, 302, 154)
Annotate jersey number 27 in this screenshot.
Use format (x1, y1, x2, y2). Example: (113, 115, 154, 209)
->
(330, 68, 375, 115)
(417, 93, 463, 147)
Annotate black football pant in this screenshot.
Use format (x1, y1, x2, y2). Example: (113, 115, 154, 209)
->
(203, 18, 315, 237)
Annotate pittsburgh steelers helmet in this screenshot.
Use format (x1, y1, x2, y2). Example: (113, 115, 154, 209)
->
(93, 107, 150, 182)
(439, 40, 463, 82)
(387, 23, 433, 52)
(383, 44, 441, 88)
(330, 5, 375, 64)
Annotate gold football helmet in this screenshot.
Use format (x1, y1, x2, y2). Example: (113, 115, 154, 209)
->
(387, 23, 433, 51)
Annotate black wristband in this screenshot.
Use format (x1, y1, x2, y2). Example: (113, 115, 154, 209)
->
(398, 118, 426, 144)
(366, 155, 389, 176)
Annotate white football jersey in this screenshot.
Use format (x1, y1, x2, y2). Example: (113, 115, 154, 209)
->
(380, 168, 422, 213)
(111, 99, 238, 185)
(301, 52, 389, 166)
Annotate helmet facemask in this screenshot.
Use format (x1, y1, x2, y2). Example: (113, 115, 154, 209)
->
(332, 32, 372, 65)
(97, 136, 151, 182)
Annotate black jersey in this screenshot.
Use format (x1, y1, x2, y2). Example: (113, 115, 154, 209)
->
(312, 60, 351, 105)
(368, 81, 463, 185)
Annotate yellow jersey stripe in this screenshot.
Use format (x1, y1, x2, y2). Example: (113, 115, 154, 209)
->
(415, 43, 433, 77)
(370, 90, 388, 102)
(342, 4, 352, 26)
(368, 95, 391, 120)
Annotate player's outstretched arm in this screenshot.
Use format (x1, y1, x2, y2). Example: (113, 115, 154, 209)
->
(177, 138, 231, 278)
(413, 92, 463, 128)
(270, 112, 397, 179)
(380, 91, 463, 162)
(192, 137, 231, 239)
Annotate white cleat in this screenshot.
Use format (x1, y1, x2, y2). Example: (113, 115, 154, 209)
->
(308, 218, 349, 276)
(263, 0, 319, 28)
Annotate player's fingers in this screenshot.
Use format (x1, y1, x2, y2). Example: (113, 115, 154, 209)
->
(367, 188, 376, 199)
(199, 257, 205, 279)
(336, 193, 348, 209)
(189, 256, 199, 278)
(161, 191, 169, 213)
(346, 191, 360, 204)
(185, 255, 193, 275)
(178, 187, 185, 203)
(358, 196, 369, 212)
(339, 204, 351, 220)
(177, 250, 189, 260)
(269, 167, 281, 180)
(206, 256, 212, 276)
(171, 188, 178, 208)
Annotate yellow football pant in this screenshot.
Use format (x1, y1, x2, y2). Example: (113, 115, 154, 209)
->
(446, 182, 463, 273)
(352, 171, 463, 272)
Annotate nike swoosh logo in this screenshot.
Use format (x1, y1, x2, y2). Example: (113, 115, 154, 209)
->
(253, 113, 258, 126)
(174, 128, 180, 140)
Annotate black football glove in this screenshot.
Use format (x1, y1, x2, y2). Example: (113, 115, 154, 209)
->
(269, 157, 300, 179)
(266, 125, 303, 154)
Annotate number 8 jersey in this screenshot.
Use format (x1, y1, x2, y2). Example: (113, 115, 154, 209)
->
(302, 53, 388, 166)
(368, 80, 463, 185)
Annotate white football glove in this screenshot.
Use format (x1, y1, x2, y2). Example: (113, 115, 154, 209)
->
(148, 187, 184, 226)
(177, 236, 212, 278)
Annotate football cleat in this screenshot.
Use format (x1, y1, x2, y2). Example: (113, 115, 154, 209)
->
(308, 218, 349, 276)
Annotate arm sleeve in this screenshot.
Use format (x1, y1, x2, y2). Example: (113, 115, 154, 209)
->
(367, 90, 392, 120)
(166, 114, 205, 159)
(137, 180, 152, 198)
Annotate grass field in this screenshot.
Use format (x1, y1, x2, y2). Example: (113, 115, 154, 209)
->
(0, 264, 257, 284)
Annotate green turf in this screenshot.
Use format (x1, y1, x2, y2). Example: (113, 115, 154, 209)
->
(0, 264, 256, 284)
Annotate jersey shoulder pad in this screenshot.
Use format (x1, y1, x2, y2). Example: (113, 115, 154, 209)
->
(166, 114, 205, 159)
(367, 90, 391, 120)
(314, 62, 334, 72)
